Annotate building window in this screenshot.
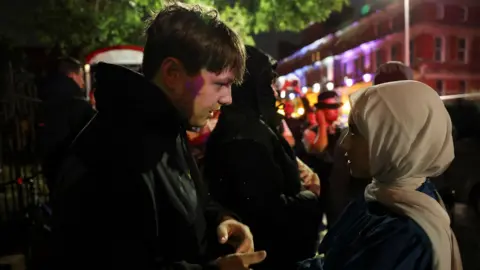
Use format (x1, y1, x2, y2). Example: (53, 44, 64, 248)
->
(410, 40, 415, 64)
(354, 57, 362, 76)
(391, 45, 398, 61)
(434, 37, 443, 62)
(436, 80, 444, 94)
(436, 4, 445, 20)
(458, 38, 466, 62)
(376, 49, 384, 67)
(461, 6, 468, 22)
(459, 80, 467, 93)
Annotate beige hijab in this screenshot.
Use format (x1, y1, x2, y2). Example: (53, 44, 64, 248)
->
(349, 80, 462, 270)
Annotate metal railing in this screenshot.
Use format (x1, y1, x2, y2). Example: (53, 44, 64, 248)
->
(0, 61, 48, 225)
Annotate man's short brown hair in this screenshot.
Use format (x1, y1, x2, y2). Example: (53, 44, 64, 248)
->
(374, 61, 413, 85)
(57, 57, 82, 75)
(143, 2, 246, 84)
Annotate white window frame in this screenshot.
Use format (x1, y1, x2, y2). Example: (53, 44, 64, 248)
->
(434, 36, 445, 62)
(436, 4, 445, 20)
(461, 6, 468, 22)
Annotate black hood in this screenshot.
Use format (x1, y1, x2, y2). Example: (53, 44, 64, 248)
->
(94, 62, 181, 128)
(220, 46, 281, 129)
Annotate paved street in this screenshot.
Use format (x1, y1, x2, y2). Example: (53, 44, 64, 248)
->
(452, 204, 480, 270)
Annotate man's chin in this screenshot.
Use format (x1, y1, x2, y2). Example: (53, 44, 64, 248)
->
(188, 118, 208, 128)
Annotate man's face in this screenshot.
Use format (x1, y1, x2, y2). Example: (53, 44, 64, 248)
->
(180, 69, 234, 127)
(322, 97, 340, 122)
(70, 69, 85, 89)
(284, 101, 294, 117)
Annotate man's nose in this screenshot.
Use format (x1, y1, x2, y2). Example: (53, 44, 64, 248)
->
(219, 87, 233, 106)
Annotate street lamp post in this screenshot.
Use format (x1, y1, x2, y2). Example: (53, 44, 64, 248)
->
(404, 0, 410, 66)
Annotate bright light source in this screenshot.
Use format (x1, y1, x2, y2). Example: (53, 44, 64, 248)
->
(277, 109, 285, 115)
(289, 93, 296, 100)
(302, 86, 308, 93)
(313, 83, 321, 93)
(344, 77, 354, 87)
(363, 73, 372, 83)
(326, 82, 334, 91)
(297, 108, 305, 115)
(84, 64, 91, 73)
(280, 91, 286, 99)
(342, 101, 351, 113)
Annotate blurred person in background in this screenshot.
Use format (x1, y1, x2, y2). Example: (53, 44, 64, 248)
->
(204, 45, 323, 270)
(301, 91, 343, 228)
(36, 57, 95, 193)
(373, 61, 413, 85)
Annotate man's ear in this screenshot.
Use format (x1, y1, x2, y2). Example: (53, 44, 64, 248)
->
(159, 57, 184, 90)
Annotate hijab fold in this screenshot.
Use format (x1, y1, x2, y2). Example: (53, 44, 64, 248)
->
(350, 80, 462, 270)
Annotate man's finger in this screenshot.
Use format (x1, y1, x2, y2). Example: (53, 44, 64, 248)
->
(235, 237, 254, 253)
(217, 224, 229, 243)
(239, 251, 267, 265)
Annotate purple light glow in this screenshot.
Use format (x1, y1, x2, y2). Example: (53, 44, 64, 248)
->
(336, 39, 382, 62)
(363, 73, 372, 83)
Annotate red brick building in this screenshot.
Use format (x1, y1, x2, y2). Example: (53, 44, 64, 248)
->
(276, 0, 480, 104)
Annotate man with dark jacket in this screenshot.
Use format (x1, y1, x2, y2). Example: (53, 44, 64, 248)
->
(51, 3, 265, 270)
(37, 57, 95, 192)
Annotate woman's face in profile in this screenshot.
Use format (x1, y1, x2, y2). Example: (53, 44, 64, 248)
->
(341, 119, 371, 178)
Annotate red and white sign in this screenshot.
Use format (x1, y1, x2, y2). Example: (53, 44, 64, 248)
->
(85, 45, 144, 65)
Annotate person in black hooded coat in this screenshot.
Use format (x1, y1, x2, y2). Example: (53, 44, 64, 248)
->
(36, 57, 95, 192)
(204, 46, 323, 270)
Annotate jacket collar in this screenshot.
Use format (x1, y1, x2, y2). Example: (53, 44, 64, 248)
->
(94, 62, 184, 132)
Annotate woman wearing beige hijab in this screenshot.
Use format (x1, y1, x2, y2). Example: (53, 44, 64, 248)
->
(300, 80, 462, 270)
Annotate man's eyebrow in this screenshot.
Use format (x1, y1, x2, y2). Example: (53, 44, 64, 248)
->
(215, 76, 234, 84)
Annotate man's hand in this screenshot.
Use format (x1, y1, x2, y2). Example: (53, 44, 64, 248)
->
(315, 110, 327, 127)
(304, 174, 321, 196)
(215, 251, 267, 270)
(297, 158, 321, 196)
(217, 219, 254, 253)
(302, 129, 317, 150)
(297, 158, 314, 183)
